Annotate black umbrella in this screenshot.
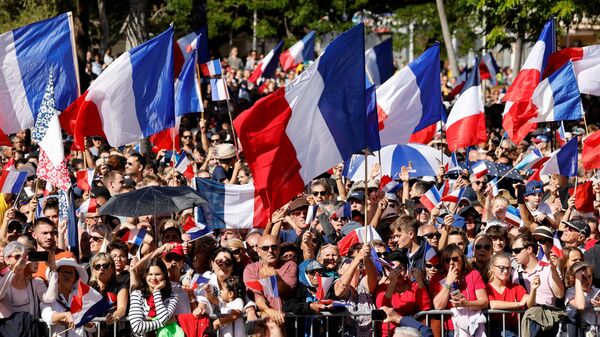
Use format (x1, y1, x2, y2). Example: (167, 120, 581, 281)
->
(99, 186, 208, 217)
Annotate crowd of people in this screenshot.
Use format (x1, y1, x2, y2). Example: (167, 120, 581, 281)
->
(1, 43, 600, 337)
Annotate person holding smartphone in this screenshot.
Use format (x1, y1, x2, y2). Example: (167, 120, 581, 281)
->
(565, 262, 600, 336)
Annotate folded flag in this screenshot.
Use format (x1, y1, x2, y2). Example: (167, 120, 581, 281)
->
(0, 170, 27, 194)
(121, 228, 147, 247)
(280, 31, 315, 72)
(337, 225, 382, 256)
(76, 198, 97, 216)
(193, 178, 267, 229)
(365, 38, 394, 86)
(582, 130, 600, 170)
(440, 188, 465, 204)
(33, 74, 70, 191)
(379, 175, 400, 193)
(71, 281, 113, 328)
(249, 40, 285, 83)
(424, 242, 439, 265)
(420, 186, 441, 211)
(539, 137, 578, 177)
(446, 56, 487, 152)
(210, 78, 229, 101)
(316, 274, 335, 300)
(246, 275, 279, 299)
(234, 24, 367, 215)
(530, 61, 583, 123)
(182, 215, 211, 240)
(502, 19, 555, 144)
(0, 13, 79, 136)
(76, 169, 95, 192)
(471, 161, 489, 179)
(377, 44, 442, 146)
(200, 59, 222, 77)
(543, 44, 600, 96)
(61, 27, 174, 148)
(369, 247, 384, 274)
(505, 205, 521, 228)
(174, 153, 195, 180)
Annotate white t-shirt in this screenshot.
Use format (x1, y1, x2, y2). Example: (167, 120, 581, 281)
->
(565, 286, 600, 326)
(218, 297, 244, 337)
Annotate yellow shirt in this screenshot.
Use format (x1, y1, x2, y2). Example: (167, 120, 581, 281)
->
(0, 194, 7, 225)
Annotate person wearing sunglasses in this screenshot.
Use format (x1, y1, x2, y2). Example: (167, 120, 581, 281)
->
(430, 244, 489, 336)
(486, 253, 538, 337)
(375, 251, 432, 337)
(565, 262, 600, 337)
(418, 224, 441, 251)
(227, 238, 251, 276)
(309, 179, 332, 205)
(88, 224, 112, 257)
(89, 253, 129, 334)
(471, 234, 493, 283)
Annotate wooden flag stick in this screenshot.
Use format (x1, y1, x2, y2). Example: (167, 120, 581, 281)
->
(195, 63, 205, 121)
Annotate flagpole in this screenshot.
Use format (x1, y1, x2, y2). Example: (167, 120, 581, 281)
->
(225, 94, 241, 161)
(364, 149, 369, 242)
(583, 114, 590, 137)
(493, 166, 518, 186)
(11, 187, 23, 208)
(195, 64, 205, 121)
(574, 176, 578, 198)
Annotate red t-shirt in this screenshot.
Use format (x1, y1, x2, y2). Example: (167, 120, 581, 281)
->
(486, 282, 527, 328)
(429, 269, 486, 331)
(375, 282, 432, 337)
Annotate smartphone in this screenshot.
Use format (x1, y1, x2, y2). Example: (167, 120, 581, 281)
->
(371, 309, 387, 321)
(28, 251, 49, 262)
(245, 318, 266, 336)
(593, 289, 600, 302)
(450, 289, 461, 298)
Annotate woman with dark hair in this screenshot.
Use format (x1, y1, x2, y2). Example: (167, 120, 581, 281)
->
(129, 258, 179, 337)
(430, 244, 489, 337)
(485, 225, 510, 254)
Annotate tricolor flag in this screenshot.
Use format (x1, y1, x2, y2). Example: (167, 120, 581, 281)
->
(76, 169, 95, 192)
(0, 13, 79, 136)
(332, 202, 352, 220)
(337, 225, 382, 256)
(536, 247, 550, 265)
(450, 68, 469, 98)
(582, 130, 600, 170)
(440, 187, 465, 204)
(556, 121, 567, 147)
(234, 24, 367, 215)
(0, 170, 27, 194)
(121, 228, 147, 247)
(76, 198, 97, 216)
(502, 19, 555, 143)
(552, 231, 564, 258)
(210, 78, 229, 101)
(505, 205, 521, 228)
(377, 44, 442, 146)
(365, 38, 394, 86)
(280, 31, 315, 72)
(174, 153, 194, 180)
(182, 215, 211, 240)
(539, 137, 578, 177)
(175, 26, 209, 64)
(514, 148, 545, 171)
(489, 178, 499, 197)
(471, 161, 489, 179)
(479, 52, 500, 85)
(200, 59, 222, 77)
(420, 186, 441, 211)
(190, 273, 211, 290)
(379, 175, 400, 193)
(446, 56, 487, 152)
(175, 41, 204, 117)
(530, 61, 583, 123)
(71, 281, 113, 328)
(543, 44, 600, 96)
(316, 274, 334, 300)
(424, 242, 439, 265)
(60, 27, 175, 148)
(249, 40, 285, 84)
(193, 178, 267, 229)
(246, 275, 279, 299)
(33, 74, 70, 191)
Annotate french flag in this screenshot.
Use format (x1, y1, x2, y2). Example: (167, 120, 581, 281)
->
(471, 161, 489, 179)
(377, 44, 442, 146)
(379, 175, 400, 193)
(479, 52, 499, 85)
(175, 26, 209, 64)
(365, 38, 394, 86)
(182, 215, 211, 240)
(333, 202, 352, 219)
(502, 19, 555, 143)
(530, 61, 583, 123)
(539, 137, 578, 177)
(420, 186, 441, 211)
(193, 178, 267, 229)
(505, 205, 521, 228)
(543, 45, 600, 96)
(174, 153, 194, 180)
(556, 121, 567, 147)
(552, 231, 564, 258)
(76, 169, 95, 192)
(582, 130, 600, 170)
(316, 274, 335, 300)
(0, 13, 79, 136)
(76, 198, 97, 216)
(280, 31, 315, 72)
(234, 24, 367, 215)
(190, 273, 210, 290)
(61, 27, 174, 148)
(0, 170, 27, 194)
(514, 148, 545, 171)
(440, 187, 465, 204)
(337, 225, 382, 256)
(249, 40, 285, 84)
(424, 242, 439, 265)
(71, 281, 113, 328)
(536, 247, 550, 265)
(246, 276, 279, 299)
(121, 228, 146, 247)
(175, 42, 203, 117)
(445, 56, 487, 152)
(200, 59, 222, 77)
(450, 69, 468, 98)
(210, 78, 229, 101)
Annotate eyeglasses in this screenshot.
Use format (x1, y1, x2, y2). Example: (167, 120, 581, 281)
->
(475, 244, 492, 251)
(210, 139, 220, 143)
(494, 265, 511, 273)
(425, 263, 439, 269)
(422, 233, 441, 240)
(165, 254, 183, 262)
(311, 191, 328, 197)
(281, 253, 297, 261)
(260, 244, 279, 252)
(215, 259, 233, 267)
(330, 216, 348, 222)
(444, 256, 460, 263)
(93, 263, 111, 271)
(90, 236, 104, 242)
(511, 246, 527, 254)
(538, 238, 551, 244)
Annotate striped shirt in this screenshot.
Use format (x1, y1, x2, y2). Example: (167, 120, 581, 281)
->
(129, 289, 179, 337)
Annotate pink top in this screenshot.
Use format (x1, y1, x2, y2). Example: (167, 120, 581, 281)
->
(512, 262, 556, 306)
(243, 260, 298, 310)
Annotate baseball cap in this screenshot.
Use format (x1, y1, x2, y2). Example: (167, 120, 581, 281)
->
(525, 181, 543, 196)
(306, 260, 324, 272)
(564, 220, 590, 236)
(347, 190, 365, 202)
(162, 243, 184, 257)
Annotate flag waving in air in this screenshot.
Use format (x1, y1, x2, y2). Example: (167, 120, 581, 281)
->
(543, 44, 600, 96)
(249, 40, 285, 84)
(539, 137, 579, 177)
(365, 38, 394, 86)
(280, 31, 315, 72)
(71, 281, 113, 328)
(530, 61, 583, 123)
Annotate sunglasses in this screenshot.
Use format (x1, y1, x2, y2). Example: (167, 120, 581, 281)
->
(494, 265, 511, 273)
(182, 135, 192, 139)
(215, 259, 232, 267)
(423, 233, 441, 240)
(260, 244, 279, 252)
(414, 208, 427, 214)
(511, 246, 527, 254)
(93, 263, 111, 271)
(312, 191, 328, 197)
(330, 216, 348, 222)
(472, 181, 485, 185)
(231, 248, 242, 255)
(425, 263, 439, 269)
(90, 236, 104, 242)
(444, 256, 460, 263)
(307, 269, 323, 276)
(475, 244, 492, 251)
(538, 238, 551, 244)
(377, 252, 388, 258)
(165, 254, 183, 262)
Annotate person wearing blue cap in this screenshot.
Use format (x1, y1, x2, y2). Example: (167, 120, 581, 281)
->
(523, 181, 556, 228)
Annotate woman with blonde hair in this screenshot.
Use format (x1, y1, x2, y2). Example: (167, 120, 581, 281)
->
(88, 253, 128, 334)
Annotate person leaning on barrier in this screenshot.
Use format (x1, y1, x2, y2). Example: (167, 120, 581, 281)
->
(564, 262, 600, 337)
